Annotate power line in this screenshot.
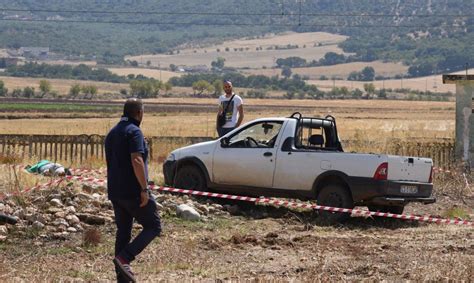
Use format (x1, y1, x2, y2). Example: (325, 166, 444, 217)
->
(0, 8, 472, 18)
(0, 17, 466, 29)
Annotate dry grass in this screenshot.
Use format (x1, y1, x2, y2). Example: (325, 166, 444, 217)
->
(304, 70, 474, 93)
(107, 67, 181, 82)
(0, 207, 472, 281)
(0, 99, 455, 142)
(82, 228, 102, 247)
(0, 75, 128, 96)
(126, 32, 348, 69)
(244, 61, 409, 80)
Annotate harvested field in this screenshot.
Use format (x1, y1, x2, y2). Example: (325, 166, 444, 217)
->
(0, 98, 455, 143)
(0, 76, 127, 96)
(244, 61, 409, 80)
(107, 67, 181, 82)
(307, 68, 474, 94)
(307, 76, 454, 94)
(127, 32, 348, 69)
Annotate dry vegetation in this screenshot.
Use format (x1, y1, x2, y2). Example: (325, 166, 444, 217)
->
(107, 67, 181, 81)
(243, 61, 409, 80)
(0, 98, 455, 142)
(307, 75, 456, 93)
(126, 32, 348, 69)
(0, 96, 472, 281)
(0, 75, 127, 96)
(0, 160, 472, 281)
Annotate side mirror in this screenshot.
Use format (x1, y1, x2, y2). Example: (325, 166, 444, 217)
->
(220, 137, 229, 147)
(281, 137, 294, 152)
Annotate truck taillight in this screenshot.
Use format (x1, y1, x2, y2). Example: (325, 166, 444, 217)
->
(429, 166, 433, 183)
(373, 162, 388, 180)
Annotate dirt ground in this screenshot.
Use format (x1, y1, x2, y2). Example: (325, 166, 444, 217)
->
(0, 187, 472, 281)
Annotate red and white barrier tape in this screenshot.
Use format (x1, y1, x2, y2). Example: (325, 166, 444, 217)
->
(1, 174, 472, 227)
(150, 185, 474, 227)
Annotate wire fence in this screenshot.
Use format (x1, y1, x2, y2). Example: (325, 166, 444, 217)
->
(0, 134, 455, 168)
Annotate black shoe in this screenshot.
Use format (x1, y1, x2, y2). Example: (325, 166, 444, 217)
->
(113, 256, 136, 283)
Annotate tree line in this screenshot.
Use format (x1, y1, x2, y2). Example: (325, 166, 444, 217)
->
(5, 63, 127, 83)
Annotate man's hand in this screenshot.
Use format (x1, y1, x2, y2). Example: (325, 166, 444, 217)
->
(140, 191, 149, 207)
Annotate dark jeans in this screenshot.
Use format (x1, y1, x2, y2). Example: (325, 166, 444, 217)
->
(217, 126, 235, 137)
(111, 197, 161, 263)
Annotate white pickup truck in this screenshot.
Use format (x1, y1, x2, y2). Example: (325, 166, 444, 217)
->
(163, 113, 435, 221)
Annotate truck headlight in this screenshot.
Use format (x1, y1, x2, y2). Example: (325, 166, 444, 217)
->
(166, 153, 175, 161)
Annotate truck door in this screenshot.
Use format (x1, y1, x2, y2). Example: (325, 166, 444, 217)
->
(213, 121, 283, 188)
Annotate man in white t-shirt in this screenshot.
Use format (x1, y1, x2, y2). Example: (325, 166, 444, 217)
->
(216, 80, 244, 137)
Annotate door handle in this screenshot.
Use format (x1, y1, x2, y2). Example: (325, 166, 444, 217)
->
(263, 152, 273, 157)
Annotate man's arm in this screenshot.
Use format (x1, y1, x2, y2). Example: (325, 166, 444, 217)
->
(216, 104, 223, 127)
(236, 104, 244, 127)
(131, 152, 149, 207)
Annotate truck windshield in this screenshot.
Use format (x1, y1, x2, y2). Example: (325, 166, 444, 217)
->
(228, 121, 283, 148)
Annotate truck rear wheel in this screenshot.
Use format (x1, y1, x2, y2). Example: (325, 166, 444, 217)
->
(175, 165, 207, 191)
(317, 184, 354, 223)
(368, 205, 404, 215)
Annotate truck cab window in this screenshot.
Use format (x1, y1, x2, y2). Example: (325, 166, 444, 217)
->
(228, 121, 283, 148)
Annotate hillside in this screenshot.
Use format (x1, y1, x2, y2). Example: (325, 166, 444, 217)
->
(0, 0, 472, 73)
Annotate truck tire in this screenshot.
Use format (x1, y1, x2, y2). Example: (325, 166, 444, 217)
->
(368, 205, 405, 215)
(175, 165, 207, 191)
(317, 184, 354, 223)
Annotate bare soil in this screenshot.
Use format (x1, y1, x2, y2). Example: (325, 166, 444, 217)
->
(0, 185, 472, 282)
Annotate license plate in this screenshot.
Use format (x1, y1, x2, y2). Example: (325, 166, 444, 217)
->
(400, 185, 418, 194)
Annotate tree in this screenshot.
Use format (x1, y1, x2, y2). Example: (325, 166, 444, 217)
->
(320, 52, 346, 65)
(363, 83, 376, 95)
(23, 86, 35, 98)
(12, 88, 22, 97)
(39, 80, 51, 98)
(347, 71, 359, 81)
(192, 80, 213, 96)
(82, 85, 98, 99)
(169, 64, 177, 72)
(361, 67, 375, 81)
(281, 66, 292, 78)
(130, 80, 152, 98)
(377, 88, 387, 99)
(163, 82, 172, 93)
(212, 80, 223, 98)
(211, 57, 226, 70)
(276, 57, 307, 68)
(151, 80, 164, 97)
(69, 84, 81, 99)
(351, 88, 363, 98)
(0, 80, 7, 96)
(340, 86, 349, 97)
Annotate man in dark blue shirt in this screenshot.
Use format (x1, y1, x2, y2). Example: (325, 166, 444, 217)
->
(105, 98, 161, 283)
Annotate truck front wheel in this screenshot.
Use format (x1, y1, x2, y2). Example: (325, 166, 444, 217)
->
(317, 185, 354, 223)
